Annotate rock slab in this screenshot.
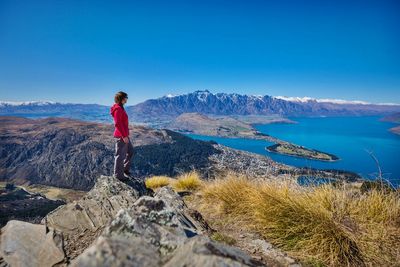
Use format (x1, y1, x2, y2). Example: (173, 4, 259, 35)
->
(0, 220, 65, 267)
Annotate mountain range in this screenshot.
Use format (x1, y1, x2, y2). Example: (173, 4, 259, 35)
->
(2, 90, 400, 125)
(129, 90, 400, 119)
(0, 101, 110, 122)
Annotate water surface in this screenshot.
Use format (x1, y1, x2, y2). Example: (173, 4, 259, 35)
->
(188, 116, 400, 186)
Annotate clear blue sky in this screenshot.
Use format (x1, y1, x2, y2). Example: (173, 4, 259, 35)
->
(0, 0, 399, 105)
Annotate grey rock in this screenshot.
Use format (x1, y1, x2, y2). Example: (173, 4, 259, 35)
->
(0, 220, 65, 267)
(72, 186, 262, 267)
(43, 175, 145, 259)
(44, 175, 142, 233)
(71, 191, 197, 267)
(250, 239, 300, 266)
(101, 190, 201, 255)
(164, 236, 263, 267)
(70, 236, 160, 267)
(154, 187, 212, 235)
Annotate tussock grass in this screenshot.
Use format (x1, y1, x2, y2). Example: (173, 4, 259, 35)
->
(145, 171, 202, 192)
(199, 174, 400, 266)
(172, 171, 202, 192)
(145, 175, 172, 190)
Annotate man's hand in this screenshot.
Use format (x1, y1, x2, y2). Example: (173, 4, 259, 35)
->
(123, 137, 129, 143)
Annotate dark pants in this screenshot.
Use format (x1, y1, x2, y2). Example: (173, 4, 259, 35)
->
(114, 138, 134, 180)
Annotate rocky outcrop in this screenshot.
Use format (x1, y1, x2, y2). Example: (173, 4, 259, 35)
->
(43, 175, 144, 259)
(164, 236, 262, 267)
(72, 186, 263, 267)
(0, 174, 268, 266)
(0, 220, 65, 267)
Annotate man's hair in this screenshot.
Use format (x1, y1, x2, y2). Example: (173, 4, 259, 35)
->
(114, 91, 128, 104)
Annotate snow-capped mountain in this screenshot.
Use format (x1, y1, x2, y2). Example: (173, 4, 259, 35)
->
(0, 101, 58, 107)
(128, 90, 400, 120)
(0, 101, 110, 122)
(2, 90, 400, 122)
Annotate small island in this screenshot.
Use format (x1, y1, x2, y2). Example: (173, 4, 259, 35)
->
(266, 143, 339, 162)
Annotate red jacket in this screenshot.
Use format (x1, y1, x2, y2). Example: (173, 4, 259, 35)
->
(110, 103, 129, 138)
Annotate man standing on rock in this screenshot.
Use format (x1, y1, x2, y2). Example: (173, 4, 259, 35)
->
(111, 91, 134, 181)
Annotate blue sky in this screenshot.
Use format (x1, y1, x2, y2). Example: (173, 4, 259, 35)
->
(0, 0, 399, 105)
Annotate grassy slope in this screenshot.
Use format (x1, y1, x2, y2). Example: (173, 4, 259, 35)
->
(196, 174, 400, 266)
(145, 172, 400, 266)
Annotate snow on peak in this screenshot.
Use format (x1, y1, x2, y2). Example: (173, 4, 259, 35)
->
(196, 90, 211, 102)
(274, 96, 372, 105)
(0, 100, 57, 106)
(274, 96, 317, 103)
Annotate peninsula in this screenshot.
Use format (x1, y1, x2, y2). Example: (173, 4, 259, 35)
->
(266, 143, 339, 162)
(381, 112, 400, 135)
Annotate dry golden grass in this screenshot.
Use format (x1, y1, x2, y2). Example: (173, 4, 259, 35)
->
(145, 175, 173, 190)
(199, 174, 400, 266)
(145, 171, 202, 192)
(173, 171, 203, 192)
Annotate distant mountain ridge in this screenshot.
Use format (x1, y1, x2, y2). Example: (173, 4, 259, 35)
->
(2, 90, 400, 123)
(0, 101, 111, 122)
(128, 90, 400, 121)
(0, 101, 58, 106)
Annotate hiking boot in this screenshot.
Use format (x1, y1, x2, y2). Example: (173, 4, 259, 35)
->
(113, 174, 129, 182)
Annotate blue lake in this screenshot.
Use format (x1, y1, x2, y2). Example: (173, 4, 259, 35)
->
(188, 116, 400, 186)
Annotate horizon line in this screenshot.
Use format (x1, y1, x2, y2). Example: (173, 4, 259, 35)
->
(0, 90, 399, 106)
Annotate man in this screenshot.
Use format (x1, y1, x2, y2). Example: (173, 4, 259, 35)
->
(110, 91, 134, 181)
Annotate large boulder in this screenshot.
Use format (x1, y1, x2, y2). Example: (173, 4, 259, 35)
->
(43, 175, 146, 259)
(0, 220, 65, 267)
